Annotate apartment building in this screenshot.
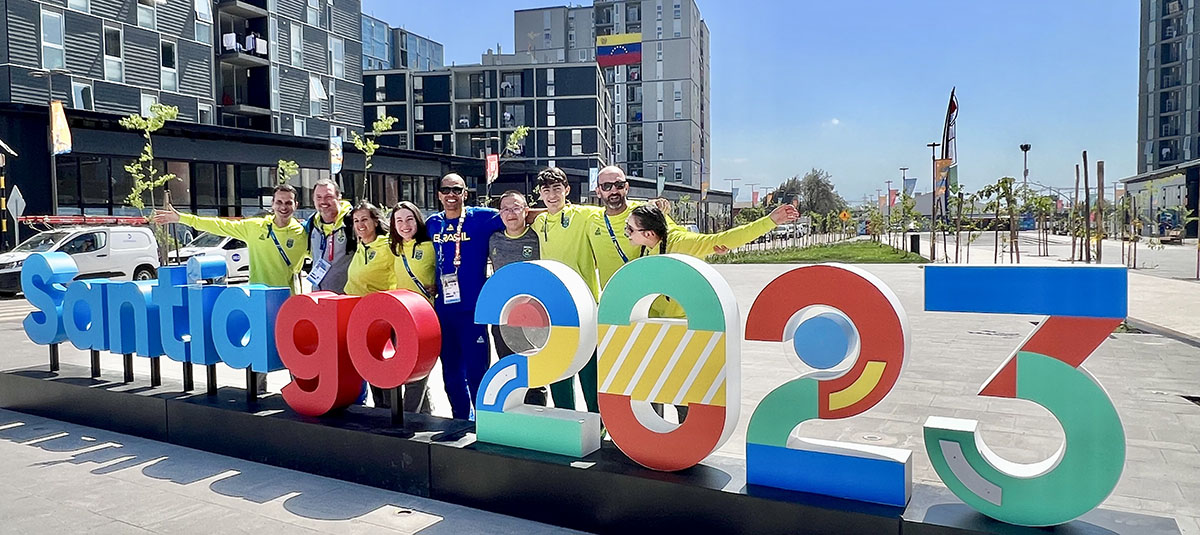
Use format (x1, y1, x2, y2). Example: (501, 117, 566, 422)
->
(0, 0, 464, 237)
(362, 63, 612, 199)
(361, 13, 443, 71)
(505, 0, 710, 194)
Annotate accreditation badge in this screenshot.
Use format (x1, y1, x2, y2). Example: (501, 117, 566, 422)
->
(441, 273, 462, 304)
(306, 257, 331, 286)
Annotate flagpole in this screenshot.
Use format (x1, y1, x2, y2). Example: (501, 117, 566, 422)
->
(928, 142, 941, 262)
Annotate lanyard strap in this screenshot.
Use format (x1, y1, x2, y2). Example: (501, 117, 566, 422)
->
(604, 214, 630, 264)
(266, 224, 293, 267)
(437, 216, 464, 275)
(400, 245, 433, 300)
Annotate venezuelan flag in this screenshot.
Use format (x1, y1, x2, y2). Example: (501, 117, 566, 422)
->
(596, 33, 642, 67)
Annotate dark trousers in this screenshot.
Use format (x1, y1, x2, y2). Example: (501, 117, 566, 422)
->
(437, 307, 492, 420)
(490, 324, 548, 406)
(369, 376, 432, 413)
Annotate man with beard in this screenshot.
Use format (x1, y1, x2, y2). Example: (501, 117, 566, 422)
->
(303, 178, 355, 293)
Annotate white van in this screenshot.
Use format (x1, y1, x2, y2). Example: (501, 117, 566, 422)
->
(0, 226, 160, 296)
(169, 232, 250, 282)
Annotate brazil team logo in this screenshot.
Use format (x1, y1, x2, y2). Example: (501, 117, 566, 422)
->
(414, 249, 423, 260)
(522, 245, 533, 258)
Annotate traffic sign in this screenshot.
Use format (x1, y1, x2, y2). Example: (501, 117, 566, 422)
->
(839, 210, 850, 222)
(9, 186, 25, 221)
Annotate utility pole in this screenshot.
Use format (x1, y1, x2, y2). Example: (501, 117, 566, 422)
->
(928, 142, 941, 261)
(1020, 144, 1032, 188)
(746, 182, 759, 207)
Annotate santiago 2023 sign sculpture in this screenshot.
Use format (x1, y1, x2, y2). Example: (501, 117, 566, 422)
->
(19, 251, 1127, 527)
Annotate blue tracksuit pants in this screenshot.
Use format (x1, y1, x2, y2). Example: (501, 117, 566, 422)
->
(437, 307, 491, 420)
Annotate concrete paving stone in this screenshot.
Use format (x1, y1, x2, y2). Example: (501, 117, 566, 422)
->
(2, 493, 119, 533)
(1127, 437, 1197, 453)
(79, 521, 156, 534)
(1113, 476, 1185, 504)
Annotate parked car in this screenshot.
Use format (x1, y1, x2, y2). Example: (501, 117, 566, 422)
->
(0, 226, 160, 296)
(169, 232, 250, 282)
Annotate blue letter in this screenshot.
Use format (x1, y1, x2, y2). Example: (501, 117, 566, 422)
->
(107, 281, 163, 357)
(153, 266, 191, 363)
(211, 284, 289, 372)
(21, 252, 77, 345)
(63, 279, 111, 351)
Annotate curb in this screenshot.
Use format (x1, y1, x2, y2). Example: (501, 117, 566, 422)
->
(1125, 317, 1200, 350)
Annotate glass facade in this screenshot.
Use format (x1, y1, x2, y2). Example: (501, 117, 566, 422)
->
(361, 15, 393, 70)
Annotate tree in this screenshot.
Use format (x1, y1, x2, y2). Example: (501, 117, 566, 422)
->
(734, 205, 766, 226)
(276, 160, 299, 185)
(780, 168, 847, 216)
(121, 103, 179, 265)
(482, 126, 531, 206)
(350, 115, 399, 203)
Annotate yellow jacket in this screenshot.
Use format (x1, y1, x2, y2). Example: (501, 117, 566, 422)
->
(179, 213, 306, 293)
(345, 235, 396, 296)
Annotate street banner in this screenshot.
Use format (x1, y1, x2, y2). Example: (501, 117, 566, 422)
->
(752, 190, 759, 206)
(486, 154, 499, 184)
(888, 188, 898, 206)
(903, 178, 917, 195)
(935, 159, 952, 220)
(50, 101, 72, 156)
(656, 173, 665, 196)
(730, 187, 739, 201)
(329, 135, 343, 175)
(588, 167, 598, 191)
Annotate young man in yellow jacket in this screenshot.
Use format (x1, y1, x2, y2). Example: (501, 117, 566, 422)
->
(154, 184, 308, 294)
(531, 167, 603, 413)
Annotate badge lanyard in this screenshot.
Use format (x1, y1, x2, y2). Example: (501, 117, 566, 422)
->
(400, 242, 433, 300)
(437, 216, 466, 276)
(266, 224, 293, 267)
(604, 213, 630, 264)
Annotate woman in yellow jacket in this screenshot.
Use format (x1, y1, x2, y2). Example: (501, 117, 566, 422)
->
(345, 201, 396, 296)
(385, 200, 437, 414)
(623, 202, 798, 423)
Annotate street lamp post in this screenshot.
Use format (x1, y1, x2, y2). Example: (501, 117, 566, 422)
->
(29, 68, 71, 217)
(927, 142, 941, 261)
(1020, 143, 1032, 188)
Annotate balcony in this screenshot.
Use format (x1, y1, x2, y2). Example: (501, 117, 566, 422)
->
(1162, 99, 1179, 113)
(1162, 74, 1182, 89)
(626, 104, 642, 122)
(216, 0, 268, 19)
(1162, 123, 1180, 137)
(595, 7, 615, 26)
(1163, 0, 1183, 16)
(218, 33, 269, 67)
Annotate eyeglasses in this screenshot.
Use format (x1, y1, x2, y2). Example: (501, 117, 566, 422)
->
(599, 180, 628, 191)
(623, 224, 645, 237)
(438, 186, 466, 194)
(499, 206, 525, 214)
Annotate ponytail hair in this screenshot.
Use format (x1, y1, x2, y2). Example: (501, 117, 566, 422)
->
(630, 204, 669, 256)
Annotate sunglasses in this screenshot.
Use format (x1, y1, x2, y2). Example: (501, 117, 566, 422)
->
(599, 180, 628, 191)
(438, 186, 466, 194)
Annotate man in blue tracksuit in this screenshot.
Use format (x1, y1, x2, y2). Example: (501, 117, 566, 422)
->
(426, 173, 504, 420)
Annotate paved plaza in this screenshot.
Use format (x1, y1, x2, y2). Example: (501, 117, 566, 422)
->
(0, 256, 1199, 533)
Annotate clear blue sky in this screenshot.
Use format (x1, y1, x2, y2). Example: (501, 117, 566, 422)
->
(361, 0, 1138, 204)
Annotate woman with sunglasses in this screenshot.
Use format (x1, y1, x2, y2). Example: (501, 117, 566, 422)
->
(385, 200, 437, 414)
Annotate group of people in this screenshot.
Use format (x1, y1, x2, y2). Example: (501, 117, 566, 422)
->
(153, 165, 798, 421)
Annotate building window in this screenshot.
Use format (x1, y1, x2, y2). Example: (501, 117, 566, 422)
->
(41, 10, 65, 70)
(160, 41, 178, 92)
(571, 143, 582, 156)
(375, 74, 385, 101)
(307, 0, 320, 26)
(270, 65, 280, 111)
(331, 125, 347, 138)
(673, 19, 681, 38)
(268, 16, 278, 62)
(674, 165, 682, 182)
(571, 129, 582, 144)
(137, 0, 156, 30)
(194, 0, 212, 45)
(376, 105, 386, 120)
(141, 94, 158, 117)
(103, 26, 123, 83)
(198, 103, 213, 124)
(309, 75, 326, 116)
(547, 130, 555, 144)
(68, 0, 88, 12)
(291, 24, 303, 65)
(294, 117, 307, 136)
(71, 81, 93, 111)
(547, 100, 555, 115)
(547, 145, 556, 157)
(330, 36, 345, 78)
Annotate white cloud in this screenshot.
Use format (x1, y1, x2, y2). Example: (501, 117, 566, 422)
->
(829, 118, 841, 126)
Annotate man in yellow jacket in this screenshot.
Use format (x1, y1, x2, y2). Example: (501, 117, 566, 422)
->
(531, 167, 603, 413)
(154, 184, 308, 294)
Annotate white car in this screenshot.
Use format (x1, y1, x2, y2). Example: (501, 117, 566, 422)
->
(0, 226, 160, 296)
(170, 233, 250, 282)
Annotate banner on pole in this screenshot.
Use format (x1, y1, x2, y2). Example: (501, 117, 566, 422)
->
(329, 136, 343, 175)
(486, 153, 500, 184)
(50, 101, 72, 156)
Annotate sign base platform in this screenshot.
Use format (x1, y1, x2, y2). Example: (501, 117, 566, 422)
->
(0, 365, 1180, 535)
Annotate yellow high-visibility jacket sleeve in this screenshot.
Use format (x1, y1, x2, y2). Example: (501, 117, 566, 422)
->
(178, 213, 254, 241)
(664, 216, 776, 258)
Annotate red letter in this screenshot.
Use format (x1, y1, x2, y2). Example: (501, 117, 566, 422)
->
(276, 292, 362, 416)
(346, 290, 441, 389)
